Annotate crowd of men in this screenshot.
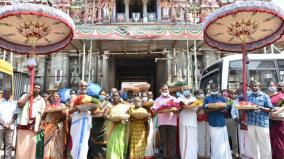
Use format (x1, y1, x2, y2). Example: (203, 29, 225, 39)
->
(0, 80, 283, 159)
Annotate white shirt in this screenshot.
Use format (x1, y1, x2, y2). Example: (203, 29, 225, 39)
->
(178, 96, 197, 127)
(0, 98, 18, 129)
(17, 94, 46, 132)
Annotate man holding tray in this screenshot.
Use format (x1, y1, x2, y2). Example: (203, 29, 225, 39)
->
(152, 84, 178, 159)
(177, 86, 198, 159)
(247, 81, 275, 159)
(69, 81, 93, 159)
(203, 83, 232, 159)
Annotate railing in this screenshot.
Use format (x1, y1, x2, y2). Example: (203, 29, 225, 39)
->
(0, 0, 272, 25)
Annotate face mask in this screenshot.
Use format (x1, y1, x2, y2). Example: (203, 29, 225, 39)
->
(247, 90, 252, 95)
(198, 94, 205, 98)
(253, 90, 260, 95)
(53, 97, 61, 104)
(183, 90, 191, 97)
(238, 94, 244, 100)
(268, 86, 277, 93)
(211, 91, 219, 96)
(99, 95, 106, 102)
(135, 102, 142, 107)
(141, 97, 148, 102)
(162, 92, 169, 97)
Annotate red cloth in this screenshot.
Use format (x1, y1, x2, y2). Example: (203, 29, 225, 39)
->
(197, 114, 208, 122)
(270, 120, 284, 159)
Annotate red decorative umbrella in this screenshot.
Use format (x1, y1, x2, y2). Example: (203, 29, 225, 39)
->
(203, 1, 284, 99)
(0, 3, 75, 119)
(203, 1, 284, 129)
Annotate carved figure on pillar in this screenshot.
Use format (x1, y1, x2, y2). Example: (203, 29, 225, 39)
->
(102, 0, 113, 22)
(160, 0, 171, 20)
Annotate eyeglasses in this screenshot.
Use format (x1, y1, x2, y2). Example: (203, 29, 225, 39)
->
(80, 85, 87, 88)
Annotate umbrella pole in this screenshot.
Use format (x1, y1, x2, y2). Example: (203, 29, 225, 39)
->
(241, 44, 247, 128)
(29, 66, 35, 119)
(28, 43, 37, 120)
(242, 44, 247, 101)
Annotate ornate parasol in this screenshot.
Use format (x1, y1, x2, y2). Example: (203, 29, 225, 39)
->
(203, 1, 284, 99)
(203, 1, 284, 129)
(0, 3, 75, 119)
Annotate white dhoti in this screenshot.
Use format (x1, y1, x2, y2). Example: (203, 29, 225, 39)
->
(198, 121, 210, 157)
(247, 125, 271, 159)
(179, 125, 198, 159)
(70, 112, 92, 159)
(239, 127, 252, 159)
(209, 126, 232, 159)
(144, 118, 155, 158)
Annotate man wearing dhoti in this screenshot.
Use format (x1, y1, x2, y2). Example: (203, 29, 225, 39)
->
(247, 81, 275, 159)
(16, 83, 46, 159)
(195, 89, 210, 158)
(177, 86, 197, 159)
(204, 83, 232, 159)
(231, 88, 252, 159)
(70, 81, 93, 159)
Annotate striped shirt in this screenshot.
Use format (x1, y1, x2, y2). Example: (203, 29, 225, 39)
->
(247, 91, 274, 127)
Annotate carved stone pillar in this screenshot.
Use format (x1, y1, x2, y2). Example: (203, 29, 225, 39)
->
(112, 0, 116, 22)
(157, 0, 161, 21)
(98, 6, 102, 21)
(142, 0, 148, 22)
(124, 0, 130, 22)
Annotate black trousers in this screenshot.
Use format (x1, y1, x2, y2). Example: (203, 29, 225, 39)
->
(158, 125, 177, 159)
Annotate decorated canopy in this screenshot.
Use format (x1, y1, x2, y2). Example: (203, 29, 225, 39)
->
(0, 3, 75, 54)
(203, 1, 284, 53)
(203, 1, 284, 101)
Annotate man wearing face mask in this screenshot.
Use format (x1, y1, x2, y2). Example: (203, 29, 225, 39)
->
(247, 81, 275, 159)
(204, 83, 232, 159)
(231, 88, 252, 159)
(195, 89, 211, 158)
(152, 84, 178, 159)
(224, 90, 239, 158)
(69, 81, 93, 159)
(177, 86, 197, 159)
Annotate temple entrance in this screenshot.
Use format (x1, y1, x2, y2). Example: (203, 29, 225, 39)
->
(114, 55, 167, 97)
(115, 57, 156, 93)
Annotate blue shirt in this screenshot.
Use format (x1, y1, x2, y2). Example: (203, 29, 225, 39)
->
(231, 100, 240, 120)
(203, 95, 227, 127)
(247, 91, 274, 127)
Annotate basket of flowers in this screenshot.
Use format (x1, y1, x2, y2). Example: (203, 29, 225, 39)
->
(131, 107, 151, 119)
(157, 99, 180, 113)
(143, 101, 154, 107)
(107, 113, 130, 122)
(74, 95, 100, 111)
(235, 101, 258, 110)
(207, 102, 227, 109)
